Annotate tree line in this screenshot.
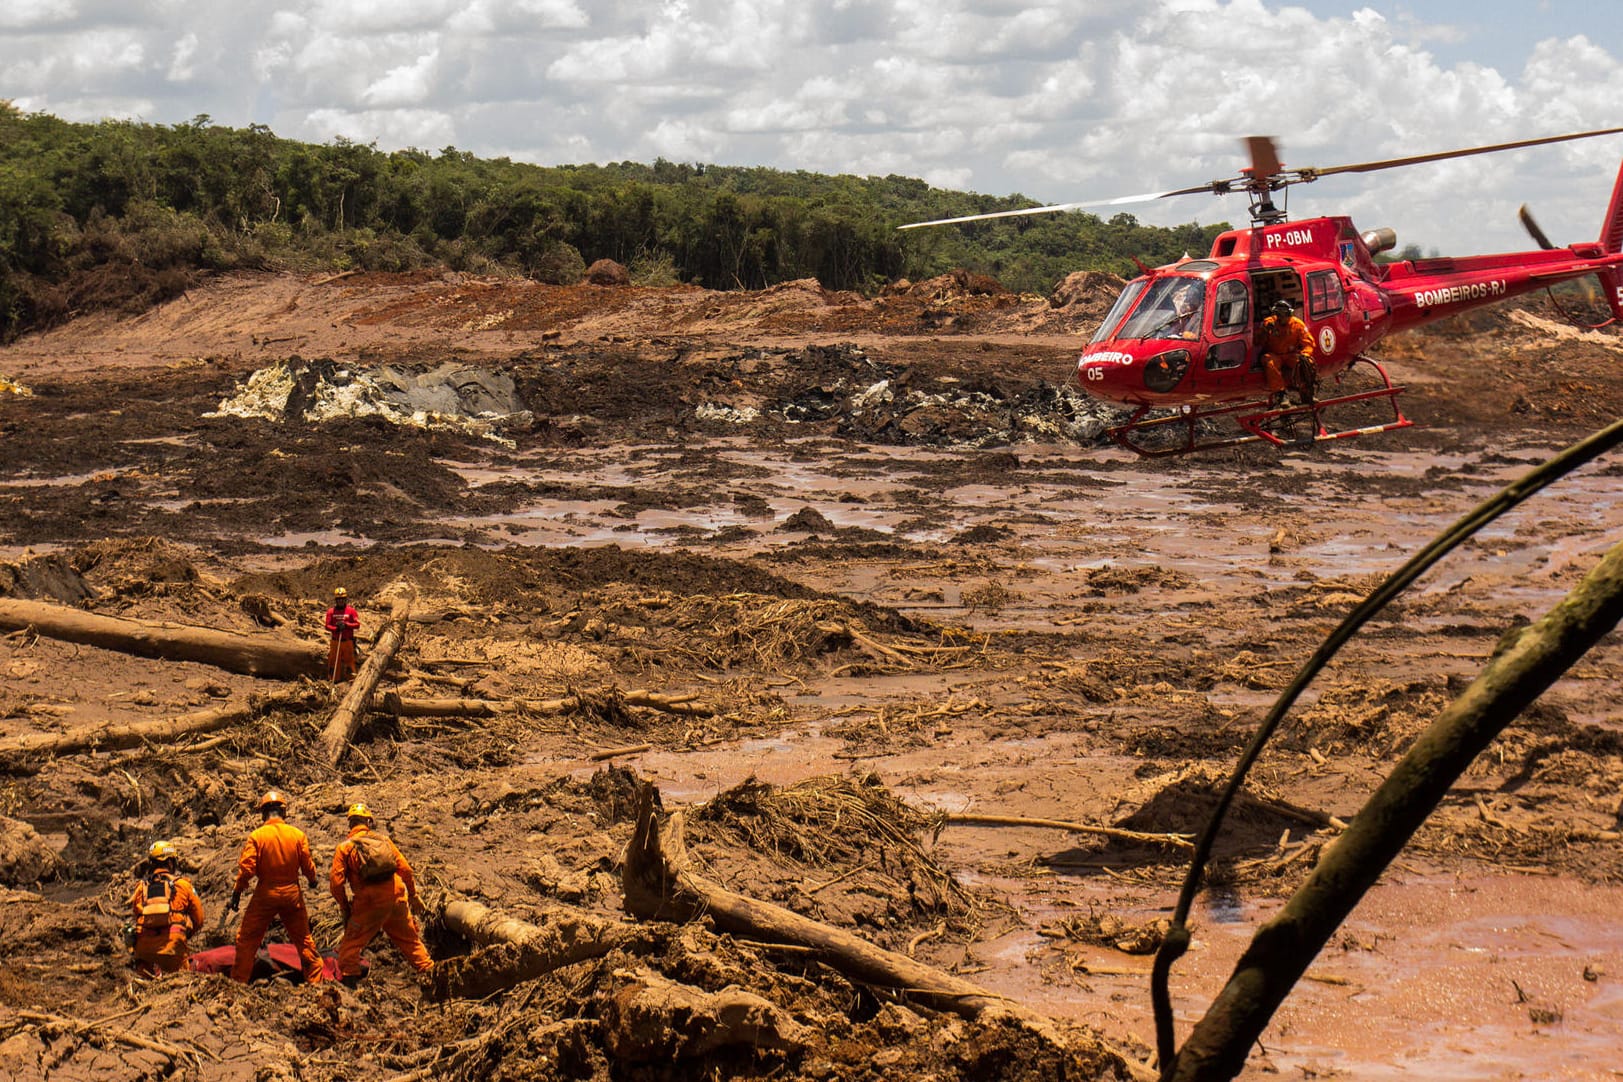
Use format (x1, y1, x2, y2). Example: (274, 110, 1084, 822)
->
(0, 105, 1227, 340)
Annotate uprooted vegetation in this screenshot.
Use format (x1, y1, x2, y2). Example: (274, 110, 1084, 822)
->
(4, 266, 1623, 1078)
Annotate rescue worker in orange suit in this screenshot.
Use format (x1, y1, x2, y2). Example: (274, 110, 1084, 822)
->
(128, 840, 205, 976)
(228, 790, 325, 984)
(325, 587, 360, 682)
(329, 802, 434, 986)
(1259, 299, 1316, 406)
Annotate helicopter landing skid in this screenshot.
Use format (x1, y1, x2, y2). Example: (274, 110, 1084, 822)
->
(1107, 356, 1412, 458)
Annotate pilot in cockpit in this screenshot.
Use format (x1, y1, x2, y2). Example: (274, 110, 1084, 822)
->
(1162, 281, 1203, 339)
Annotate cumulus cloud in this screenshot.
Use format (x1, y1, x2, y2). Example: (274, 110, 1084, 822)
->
(1, 0, 1619, 253)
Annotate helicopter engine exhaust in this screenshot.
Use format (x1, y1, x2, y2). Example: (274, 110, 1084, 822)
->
(1360, 227, 1397, 256)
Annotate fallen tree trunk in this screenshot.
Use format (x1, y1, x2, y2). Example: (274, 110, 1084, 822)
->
(0, 693, 306, 767)
(622, 781, 1150, 1082)
(381, 689, 716, 719)
(0, 598, 324, 679)
(429, 896, 657, 1001)
(1169, 537, 1623, 1081)
(319, 592, 412, 768)
(942, 813, 1194, 850)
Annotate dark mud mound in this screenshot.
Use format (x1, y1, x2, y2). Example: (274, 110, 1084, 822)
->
(1114, 766, 1330, 860)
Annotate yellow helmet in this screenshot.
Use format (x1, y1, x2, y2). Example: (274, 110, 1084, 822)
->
(149, 840, 177, 861)
(345, 802, 374, 821)
(333, 586, 348, 599)
(258, 789, 289, 811)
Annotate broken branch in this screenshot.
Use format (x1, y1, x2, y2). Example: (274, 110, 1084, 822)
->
(941, 812, 1194, 851)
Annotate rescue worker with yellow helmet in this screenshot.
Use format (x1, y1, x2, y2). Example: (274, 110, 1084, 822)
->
(325, 587, 361, 682)
(128, 840, 205, 976)
(329, 801, 433, 985)
(228, 790, 324, 984)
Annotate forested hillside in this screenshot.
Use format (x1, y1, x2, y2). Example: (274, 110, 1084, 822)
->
(0, 105, 1226, 340)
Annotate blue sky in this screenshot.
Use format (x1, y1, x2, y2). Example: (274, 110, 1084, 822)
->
(3, 0, 1620, 258)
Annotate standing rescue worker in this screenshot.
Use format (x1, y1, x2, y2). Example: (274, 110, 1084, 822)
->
(1259, 299, 1315, 406)
(128, 840, 205, 976)
(325, 587, 360, 682)
(330, 802, 434, 986)
(229, 790, 325, 984)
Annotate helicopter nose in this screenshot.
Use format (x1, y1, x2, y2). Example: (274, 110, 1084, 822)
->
(1076, 352, 1138, 406)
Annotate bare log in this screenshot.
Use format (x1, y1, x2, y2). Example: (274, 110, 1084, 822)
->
(0, 597, 324, 679)
(942, 813, 1193, 850)
(0, 693, 305, 767)
(319, 593, 413, 768)
(429, 896, 656, 1000)
(1169, 537, 1623, 1081)
(591, 743, 652, 761)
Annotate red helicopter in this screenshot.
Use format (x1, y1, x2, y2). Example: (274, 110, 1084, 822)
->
(901, 128, 1623, 456)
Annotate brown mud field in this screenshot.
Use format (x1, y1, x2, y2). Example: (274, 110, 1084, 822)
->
(1, 269, 1622, 1081)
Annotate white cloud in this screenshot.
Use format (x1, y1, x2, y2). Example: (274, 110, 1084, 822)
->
(304, 105, 456, 150)
(1, 0, 1620, 253)
(0, 0, 76, 30)
(363, 49, 439, 107)
(167, 31, 198, 81)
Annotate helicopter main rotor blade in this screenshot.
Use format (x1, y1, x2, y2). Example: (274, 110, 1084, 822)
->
(1307, 126, 1623, 180)
(896, 182, 1219, 230)
(897, 126, 1623, 232)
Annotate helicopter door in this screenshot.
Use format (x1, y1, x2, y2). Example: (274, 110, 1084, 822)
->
(1202, 278, 1251, 396)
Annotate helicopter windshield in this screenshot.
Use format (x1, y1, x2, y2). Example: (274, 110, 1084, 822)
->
(1088, 280, 1147, 344)
(1115, 277, 1206, 341)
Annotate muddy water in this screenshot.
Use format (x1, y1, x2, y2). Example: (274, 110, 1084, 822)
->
(437, 436, 1622, 615)
(440, 435, 1623, 1079)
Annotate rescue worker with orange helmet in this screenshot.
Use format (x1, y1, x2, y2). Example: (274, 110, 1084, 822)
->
(128, 840, 205, 976)
(325, 587, 361, 682)
(329, 801, 433, 985)
(228, 790, 324, 984)
(1259, 299, 1315, 406)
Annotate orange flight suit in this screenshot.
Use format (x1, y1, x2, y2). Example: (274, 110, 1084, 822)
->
(129, 870, 205, 976)
(1259, 313, 1315, 394)
(231, 816, 324, 983)
(330, 825, 434, 978)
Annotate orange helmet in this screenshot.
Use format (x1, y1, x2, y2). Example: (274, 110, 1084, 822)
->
(258, 789, 288, 811)
(345, 802, 374, 821)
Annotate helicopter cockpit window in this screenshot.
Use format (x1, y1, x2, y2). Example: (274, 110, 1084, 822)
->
(1088, 279, 1148, 344)
(1116, 278, 1205, 341)
(1211, 279, 1249, 338)
(1306, 270, 1345, 318)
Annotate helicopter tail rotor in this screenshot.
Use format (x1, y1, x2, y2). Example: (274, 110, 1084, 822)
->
(1518, 203, 1614, 323)
(1518, 204, 1556, 250)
